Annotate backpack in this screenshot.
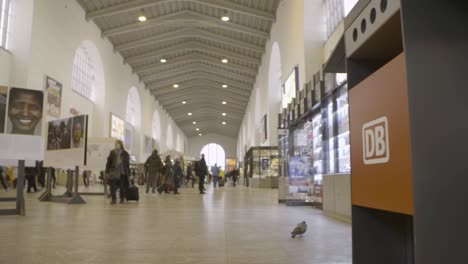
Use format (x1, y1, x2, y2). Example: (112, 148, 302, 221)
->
(194, 161, 200, 173)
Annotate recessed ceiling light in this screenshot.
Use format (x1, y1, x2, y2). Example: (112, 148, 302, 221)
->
(193, 121, 197, 124)
(221, 16, 230, 22)
(173, 84, 179, 88)
(182, 101, 187, 104)
(199, 133, 202, 136)
(188, 112, 192, 116)
(222, 122, 227, 125)
(160, 58, 167, 63)
(196, 128, 200, 131)
(222, 101, 227, 105)
(138, 15, 147, 22)
(222, 84, 228, 88)
(221, 58, 228, 64)
(222, 113, 227, 116)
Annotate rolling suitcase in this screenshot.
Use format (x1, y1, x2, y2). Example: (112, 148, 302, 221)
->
(126, 185, 139, 201)
(219, 178, 225, 187)
(157, 183, 166, 194)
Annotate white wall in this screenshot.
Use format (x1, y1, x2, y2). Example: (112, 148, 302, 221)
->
(0, 0, 186, 163)
(187, 133, 237, 160)
(0, 49, 11, 84)
(237, 0, 326, 160)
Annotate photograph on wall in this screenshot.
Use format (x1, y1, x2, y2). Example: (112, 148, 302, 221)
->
(6, 87, 44, 136)
(71, 115, 86, 148)
(45, 76, 62, 118)
(47, 117, 72, 150)
(256, 114, 268, 144)
(124, 125, 132, 151)
(0, 86, 7, 133)
(110, 113, 124, 141)
(144, 135, 152, 153)
(261, 158, 270, 171)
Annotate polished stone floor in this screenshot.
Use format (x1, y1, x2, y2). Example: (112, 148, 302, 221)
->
(0, 183, 352, 264)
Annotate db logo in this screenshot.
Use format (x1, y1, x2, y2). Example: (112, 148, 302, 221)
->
(362, 116, 390, 165)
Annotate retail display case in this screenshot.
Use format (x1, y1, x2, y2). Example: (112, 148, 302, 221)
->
(322, 96, 336, 175)
(244, 146, 279, 188)
(336, 85, 350, 173)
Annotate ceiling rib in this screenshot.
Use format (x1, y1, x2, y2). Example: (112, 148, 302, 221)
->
(115, 28, 264, 54)
(87, 0, 275, 22)
(102, 10, 269, 39)
(125, 41, 260, 65)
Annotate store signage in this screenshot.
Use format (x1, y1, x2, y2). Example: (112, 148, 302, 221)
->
(362, 116, 390, 165)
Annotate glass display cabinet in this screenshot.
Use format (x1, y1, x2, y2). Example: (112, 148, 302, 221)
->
(336, 85, 351, 173)
(244, 146, 279, 188)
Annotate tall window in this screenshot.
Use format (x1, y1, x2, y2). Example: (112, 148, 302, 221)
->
(71, 45, 95, 101)
(152, 111, 161, 141)
(0, 0, 12, 48)
(201, 143, 226, 170)
(325, 0, 359, 37)
(125, 87, 141, 127)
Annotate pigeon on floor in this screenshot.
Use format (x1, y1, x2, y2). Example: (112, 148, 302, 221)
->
(291, 221, 307, 238)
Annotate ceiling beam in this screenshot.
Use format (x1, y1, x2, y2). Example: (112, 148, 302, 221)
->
(102, 10, 269, 40)
(134, 53, 257, 75)
(86, 0, 274, 22)
(139, 58, 256, 79)
(159, 92, 248, 106)
(152, 80, 251, 97)
(125, 41, 260, 65)
(140, 62, 256, 84)
(162, 100, 246, 112)
(155, 88, 250, 104)
(146, 72, 252, 91)
(116, 28, 264, 54)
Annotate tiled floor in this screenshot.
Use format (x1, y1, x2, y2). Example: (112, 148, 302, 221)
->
(0, 183, 352, 264)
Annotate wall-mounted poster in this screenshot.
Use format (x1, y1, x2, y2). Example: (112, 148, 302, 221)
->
(45, 76, 62, 118)
(124, 124, 132, 151)
(0, 86, 7, 133)
(7, 87, 44, 136)
(144, 135, 152, 153)
(71, 115, 85, 148)
(282, 67, 299, 109)
(110, 113, 124, 141)
(287, 156, 311, 200)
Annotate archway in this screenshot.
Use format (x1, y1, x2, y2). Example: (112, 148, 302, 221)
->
(200, 143, 226, 170)
(268, 42, 283, 145)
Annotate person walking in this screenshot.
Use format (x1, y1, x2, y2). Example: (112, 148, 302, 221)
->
(232, 168, 239, 187)
(0, 166, 9, 191)
(195, 154, 208, 194)
(160, 156, 173, 194)
(26, 166, 38, 193)
(144, 149, 163, 194)
(186, 163, 194, 188)
(211, 163, 220, 188)
(105, 140, 131, 205)
(172, 159, 183, 194)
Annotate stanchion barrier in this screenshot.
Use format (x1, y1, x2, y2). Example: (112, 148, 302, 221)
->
(67, 166, 85, 204)
(0, 160, 25, 216)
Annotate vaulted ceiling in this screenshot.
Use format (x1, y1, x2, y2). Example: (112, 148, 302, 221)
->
(77, 0, 280, 137)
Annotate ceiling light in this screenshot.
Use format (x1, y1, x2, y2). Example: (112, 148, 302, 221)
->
(173, 84, 179, 88)
(138, 15, 147, 22)
(221, 16, 230, 22)
(188, 112, 192, 116)
(182, 101, 187, 104)
(193, 121, 197, 124)
(199, 133, 202, 136)
(222, 101, 227, 105)
(222, 122, 227, 125)
(222, 113, 227, 116)
(222, 84, 228, 88)
(160, 58, 167, 63)
(221, 58, 228, 64)
(196, 128, 200, 131)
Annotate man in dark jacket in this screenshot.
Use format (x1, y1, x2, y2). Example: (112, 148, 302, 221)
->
(172, 159, 183, 194)
(195, 154, 208, 194)
(105, 140, 131, 204)
(144, 149, 163, 194)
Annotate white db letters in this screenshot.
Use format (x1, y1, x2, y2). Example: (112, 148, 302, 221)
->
(362, 117, 390, 165)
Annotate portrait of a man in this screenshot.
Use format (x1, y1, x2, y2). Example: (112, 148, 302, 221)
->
(7, 88, 44, 136)
(71, 116, 85, 148)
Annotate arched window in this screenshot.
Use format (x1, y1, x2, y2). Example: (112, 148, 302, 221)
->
(125, 87, 141, 127)
(152, 110, 161, 141)
(201, 143, 226, 170)
(176, 134, 182, 152)
(166, 124, 174, 149)
(71, 45, 95, 101)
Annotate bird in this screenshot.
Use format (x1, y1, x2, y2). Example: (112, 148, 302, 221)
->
(291, 221, 307, 238)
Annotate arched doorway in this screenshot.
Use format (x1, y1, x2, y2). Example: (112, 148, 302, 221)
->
(200, 143, 226, 170)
